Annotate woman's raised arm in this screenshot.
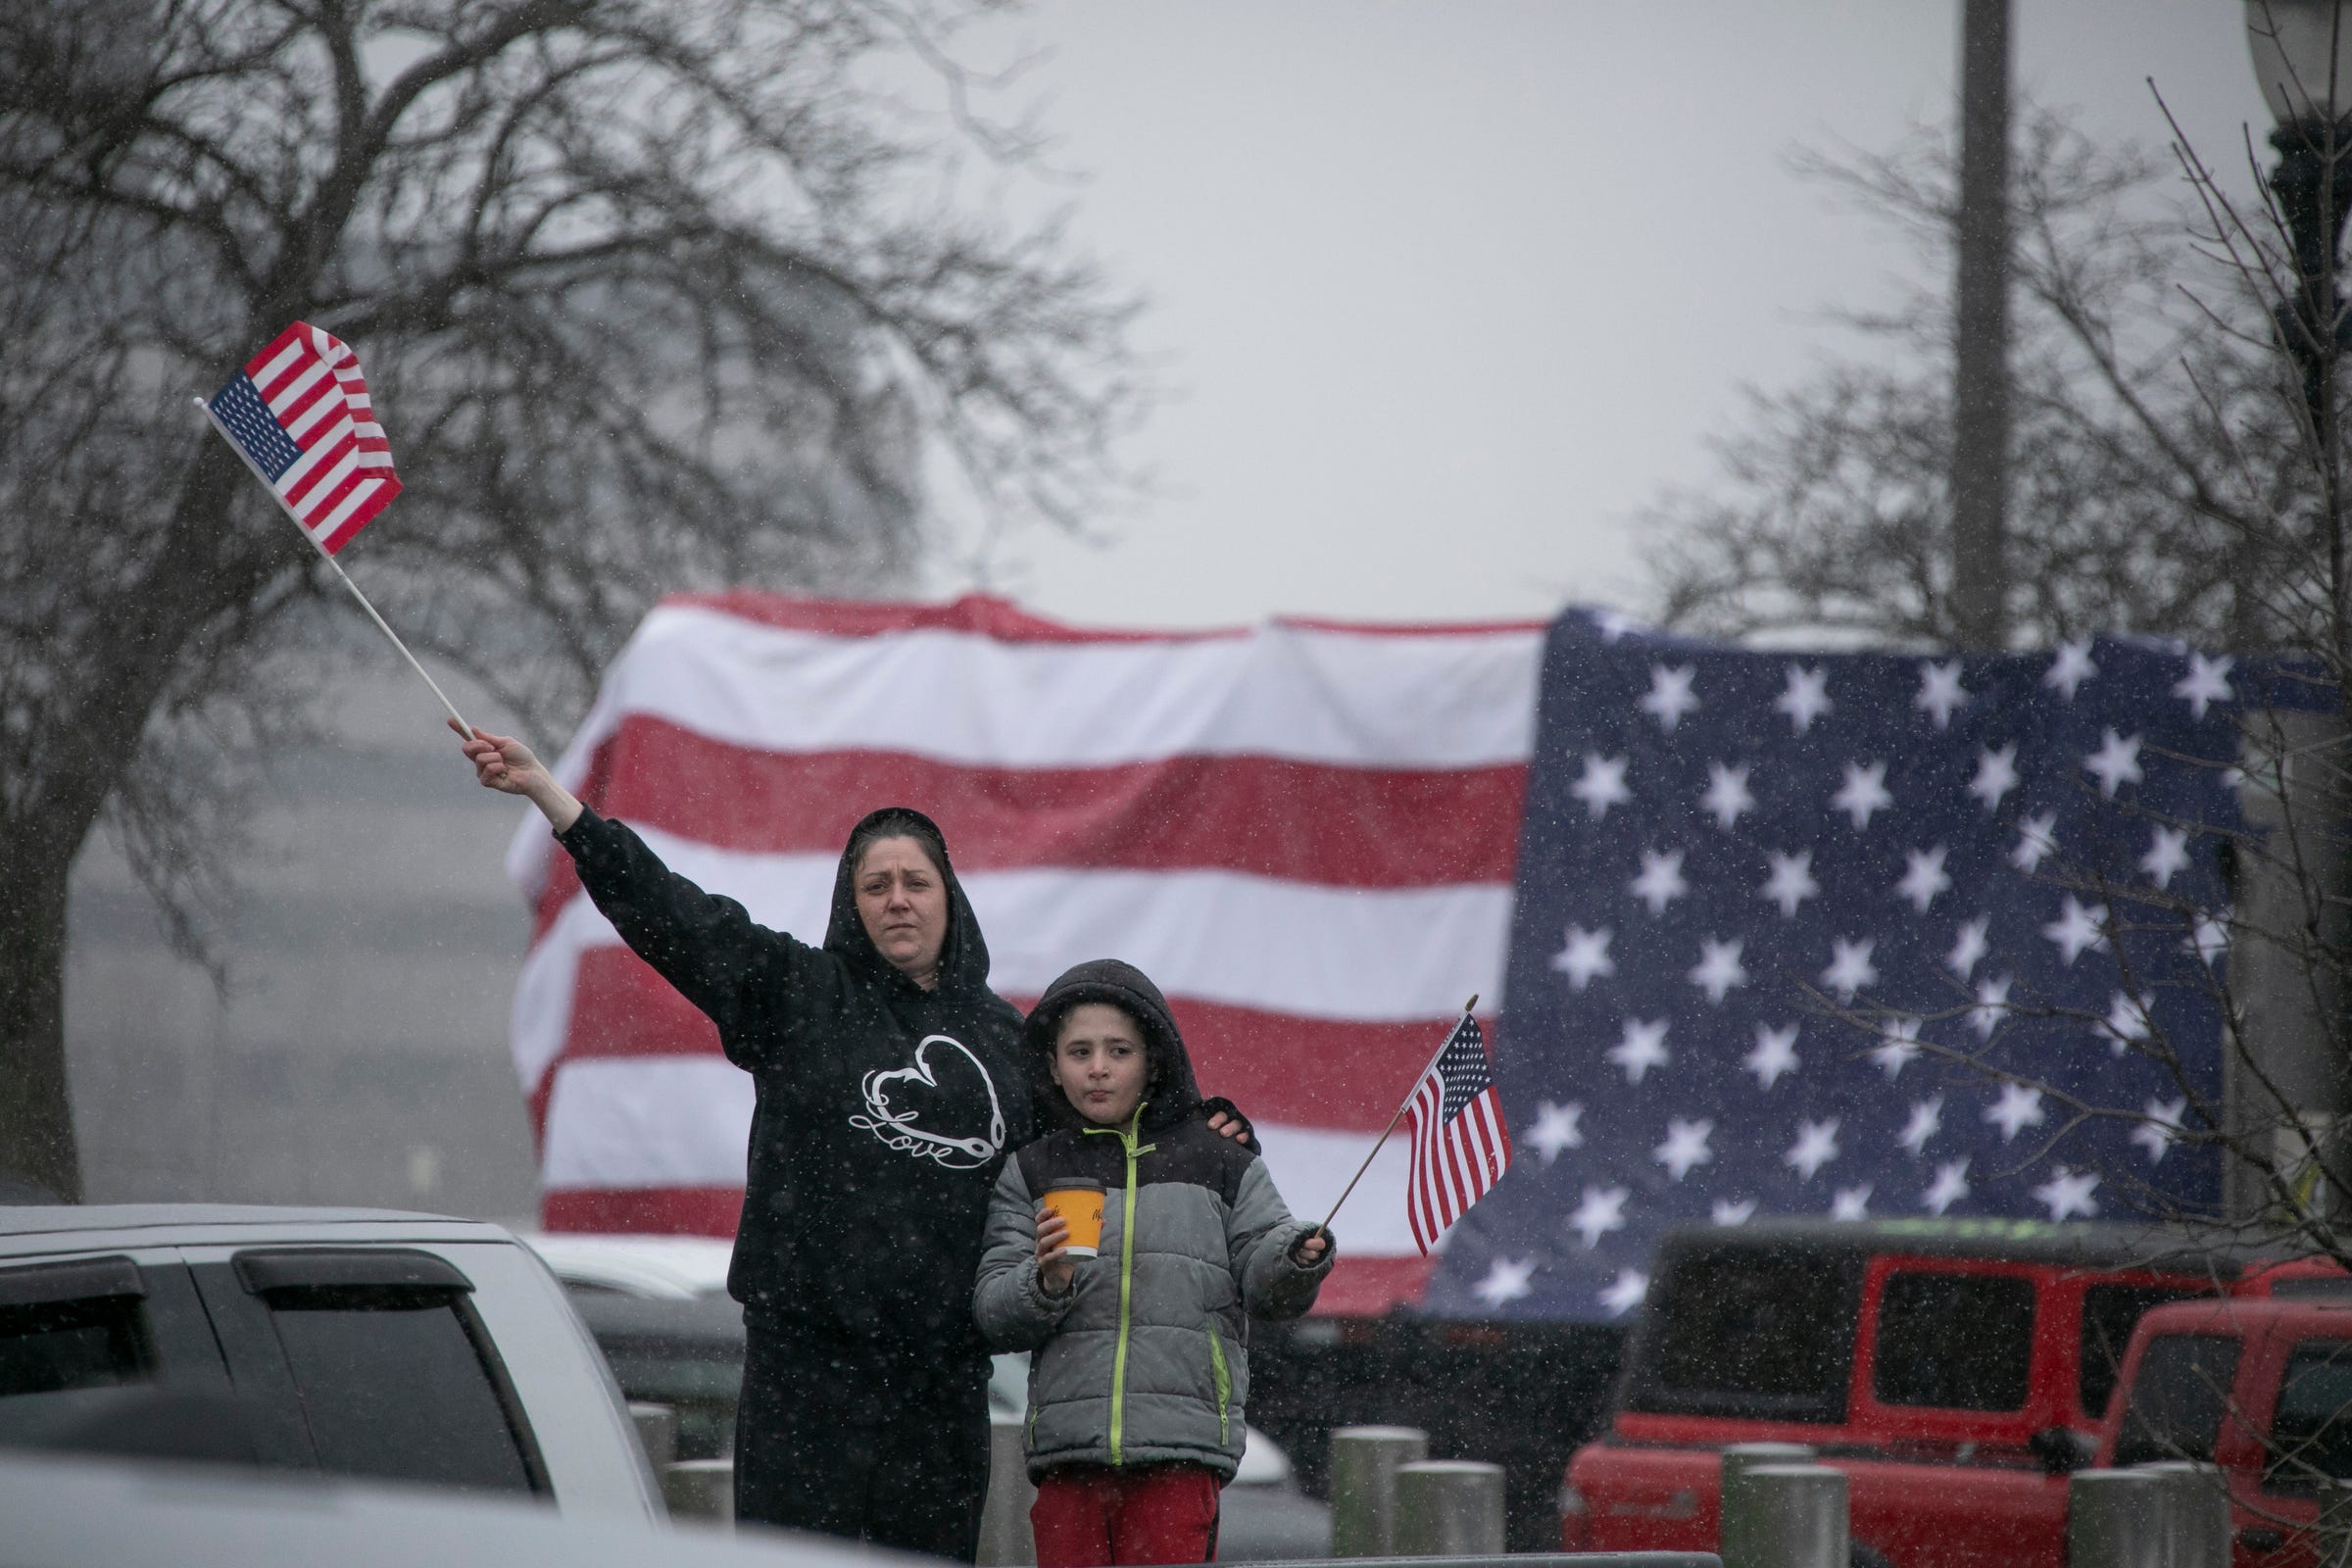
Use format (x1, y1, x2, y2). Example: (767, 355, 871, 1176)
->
(454, 719, 584, 833)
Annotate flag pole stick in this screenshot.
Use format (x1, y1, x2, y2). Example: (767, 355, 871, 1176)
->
(1311, 994, 1479, 1238)
(192, 396, 472, 736)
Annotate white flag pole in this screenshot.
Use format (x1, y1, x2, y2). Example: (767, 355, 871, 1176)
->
(192, 396, 472, 736)
(1310, 994, 1480, 1239)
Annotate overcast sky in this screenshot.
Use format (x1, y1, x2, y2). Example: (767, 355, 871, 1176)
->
(923, 2, 2274, 631)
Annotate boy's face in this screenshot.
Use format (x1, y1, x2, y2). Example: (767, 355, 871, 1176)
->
(1050, 1003, 1150, 1126)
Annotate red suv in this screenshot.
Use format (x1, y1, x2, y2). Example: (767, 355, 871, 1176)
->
(2095, 1284, 2352, 1566)
(1561, 1218, 2241, 1567)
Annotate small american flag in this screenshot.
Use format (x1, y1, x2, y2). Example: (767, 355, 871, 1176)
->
(1404, 1013, 1513, 1254)
(206, 321, 401, 554)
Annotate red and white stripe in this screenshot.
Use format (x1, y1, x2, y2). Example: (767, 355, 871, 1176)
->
(506, 592, 1543, 1313)
(1403, 1065, 1513, 1255)
(243, 321, 401, 553)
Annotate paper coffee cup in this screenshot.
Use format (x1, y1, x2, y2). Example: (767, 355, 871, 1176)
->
(1041, 1178, 1106, 1259)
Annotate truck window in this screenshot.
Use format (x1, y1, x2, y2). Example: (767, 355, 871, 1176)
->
(2112, 1334, 2240, 1466)
(2263, 1340, 2352, 1494)
(1873, 1271, 2033, 1410)
(0, 1257, 150, 1445)
(230, 1250, 541, 1494)
(2079, 1285, 2207, 1420)
(1627, 1247, 1859, 1423)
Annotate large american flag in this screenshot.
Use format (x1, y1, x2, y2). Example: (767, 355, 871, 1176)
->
(1403, 1013, 1513, 1254)
(1422, 610, 2246, 1323)
(505, 592, 1544, 1313)
(206, 321, 401, 554)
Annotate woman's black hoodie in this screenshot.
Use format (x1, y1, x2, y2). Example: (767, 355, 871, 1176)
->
(555, 805, 1033, 1359)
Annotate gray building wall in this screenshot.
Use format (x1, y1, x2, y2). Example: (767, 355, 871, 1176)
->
(63, 674, 543, 1224)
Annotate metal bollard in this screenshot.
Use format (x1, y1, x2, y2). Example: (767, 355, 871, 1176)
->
(628, 1401, 678, 1475)
(2134, 1461, 2230, 1568)
(1392, 1459, 1505, 1557)
(662, 1457, 735, 1526)
(1328, 1425, 1429, 1556)
(2069, 1469, 2167, 1568)
(977, 1411, 1039, 1566)
(1718, 1442, 1818, 1568)
(1728, 1464, 1846, 1568)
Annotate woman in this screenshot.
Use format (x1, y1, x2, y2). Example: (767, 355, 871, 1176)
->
(456, 724, 1247, 1557)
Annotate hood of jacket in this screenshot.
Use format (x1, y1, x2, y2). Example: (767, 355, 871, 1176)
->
(1023, 958, 1202, 1134)
(822, 807, 994, 996)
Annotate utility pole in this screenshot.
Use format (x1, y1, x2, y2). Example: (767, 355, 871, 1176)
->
(1948, 0, 2012, 649)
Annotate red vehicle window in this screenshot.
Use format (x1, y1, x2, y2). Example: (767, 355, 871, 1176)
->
(2264, 1339, 2352, 1494)
(2079, 1284, 2207, 1419)
(2113, 1333, 2241, 1466)
(1873, 1270, 2034, 1410)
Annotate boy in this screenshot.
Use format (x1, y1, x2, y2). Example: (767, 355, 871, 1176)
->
(974, 958, 1336, 1568)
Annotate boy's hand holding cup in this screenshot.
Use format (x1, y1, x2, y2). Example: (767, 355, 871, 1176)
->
(1036, 1178, 1105, 1298)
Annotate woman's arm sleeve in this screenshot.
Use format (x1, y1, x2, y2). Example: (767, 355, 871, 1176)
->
(974, 1160, 1076, 1350)
(1230, 1159, 1337, 1321)
(555, 808, 833, 1058)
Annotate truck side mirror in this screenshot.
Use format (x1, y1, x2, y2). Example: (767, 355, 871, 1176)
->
(2029, 1426, 2096, 1475)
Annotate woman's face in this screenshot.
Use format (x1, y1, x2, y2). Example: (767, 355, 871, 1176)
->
(855, 835, 949, 983)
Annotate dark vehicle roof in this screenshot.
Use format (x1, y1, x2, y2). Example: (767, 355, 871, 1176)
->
(1651, 1217, 2270, 1275)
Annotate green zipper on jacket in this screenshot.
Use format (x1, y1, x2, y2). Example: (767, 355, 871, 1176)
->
(1083, 1105, 1154, 1467)
(1207, 1329, 1231, 1444)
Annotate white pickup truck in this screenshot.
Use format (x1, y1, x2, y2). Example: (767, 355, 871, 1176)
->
(0, 1203, 662, 1519)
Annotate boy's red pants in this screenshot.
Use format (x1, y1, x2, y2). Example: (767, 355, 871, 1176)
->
(1030, 1463, 1220, 1567)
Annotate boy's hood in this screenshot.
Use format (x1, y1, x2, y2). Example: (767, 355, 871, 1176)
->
(820, 807, 993, 994)
(1023, 958, 1201, 1133)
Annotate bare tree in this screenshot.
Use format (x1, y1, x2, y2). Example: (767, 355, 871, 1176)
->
(0, 0, 1148, 1200)
(1645, 107, 2306, 654)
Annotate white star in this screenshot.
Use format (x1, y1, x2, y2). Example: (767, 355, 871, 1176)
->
(1947, 915, 1990, 979)
(1915, 660, 1968, 729)
(1642, 662, 1700, 732)
(1761, 851, 1820, 918)
(1785, 1118, 1841, 1180)
(2132, 1097, 2188, 1164)
(2045, 637, 2098, 700)
(1567, 1184, 1630, 1249)
(1550, 925, 1615, 992)
(2100, 990, 2152, 1055)
(2141, 826, 2191, 890)
(1570, 753, 1632, 820)
(1897, 1096, 1943, 1156)
(1701, 761, 1756, 831)
(1597, 1268, 1649, 1318)
(1833, 760, 1894, 831)
(2034, 1166, 2101, 1221)
(1593, 610, 1640, 644)
(1608, 1018, 1672, 1084)
(1832, 1184, 1875, 1221)
(2189, 910, 2230, 967)
(1473, 1255, 1537, 1308)
(1822, 937, 1879, 1003)
(2083, 728, 2144, 798)
(1897, 845, 1952, 913)
(1653, 1117, 1716, 1182)
(2043, 896, 2110, 966)
(1984, 1082, 2046, 1143)
(2173, 653, 2234, 718)
(1629, 850, 1690, 916)
(1969, 973, 2013, 1041)
(1711, 1198, 1758, 1226)
(1744, 1023, 1800, 1090)
(2011, 810, 2060, 874)
(1969, 744, 2020, 814)
(1921, 1159, 1971, 1215)
(1525, 1101, 1585, 1165)
(1871, 1015, 1924, 1079)
(1688, 938, 1749, 1004)
(1777, 663, 1835, 734)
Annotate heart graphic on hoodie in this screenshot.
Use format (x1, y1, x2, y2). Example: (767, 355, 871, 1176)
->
(849, 1033, 1007, 1169)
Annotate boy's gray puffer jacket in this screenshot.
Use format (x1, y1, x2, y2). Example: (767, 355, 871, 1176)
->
(973, 959, 1336, 1482)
